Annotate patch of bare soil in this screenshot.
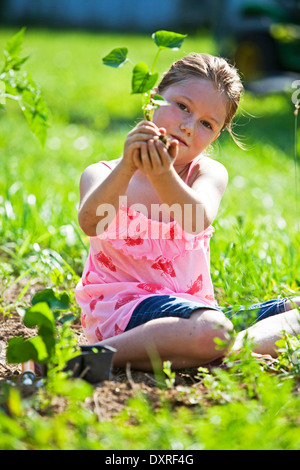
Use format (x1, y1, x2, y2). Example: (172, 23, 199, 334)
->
(0, 279, 206, 421)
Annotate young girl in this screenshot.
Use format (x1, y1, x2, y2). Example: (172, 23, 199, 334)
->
(75, 53, 300, 371)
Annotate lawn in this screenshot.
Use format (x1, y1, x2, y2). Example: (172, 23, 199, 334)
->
(0, 27, 299, 450)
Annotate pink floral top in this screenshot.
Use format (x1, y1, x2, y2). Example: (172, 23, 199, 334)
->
(75, 159, 216, 343)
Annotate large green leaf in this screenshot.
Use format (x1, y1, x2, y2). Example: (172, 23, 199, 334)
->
(6, 336, 49, 364)
(131, 62, 158, 94)
(102, 47, 128, 68)
(31, 288, 70, 311)
(4, 27, 26, 60)
(21, 86, 49, 147)
(6, 302, 56, 364)
(23, 302, 55, 333)
(2, 27, 29, 73)
(152, 30, 187, 50)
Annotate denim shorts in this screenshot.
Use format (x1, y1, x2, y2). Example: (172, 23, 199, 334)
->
(125, 294, 288, 332)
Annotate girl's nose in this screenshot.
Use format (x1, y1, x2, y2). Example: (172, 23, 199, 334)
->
(180, 120, 193, 136)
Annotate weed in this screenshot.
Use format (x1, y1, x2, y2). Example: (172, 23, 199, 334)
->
(0, 28, 49, 145)
(162, 360, 176, 389)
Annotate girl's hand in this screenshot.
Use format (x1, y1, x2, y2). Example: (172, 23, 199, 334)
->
(134, 137, 178, 176)
(122, 120, 162, 173)
(133, 131, 178, 176)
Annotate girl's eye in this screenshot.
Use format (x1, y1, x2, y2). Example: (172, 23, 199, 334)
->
(177, 102, 188, 112)
(201, 120, 212, 130)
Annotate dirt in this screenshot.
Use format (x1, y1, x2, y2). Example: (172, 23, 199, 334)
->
(0, 279, 209, 421)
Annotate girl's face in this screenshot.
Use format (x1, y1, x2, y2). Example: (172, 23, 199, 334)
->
(153, 78, 228, 165)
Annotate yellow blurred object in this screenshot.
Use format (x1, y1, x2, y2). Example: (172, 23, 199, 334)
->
(270, 23, 300, 42)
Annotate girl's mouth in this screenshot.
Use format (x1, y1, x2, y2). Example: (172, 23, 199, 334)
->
(171, 134, 188, 146)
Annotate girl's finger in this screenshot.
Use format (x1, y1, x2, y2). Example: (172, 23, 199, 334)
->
(127, 132, 160, 143)
(134, 121, 160, 135)
(132, 148, 142, 170)
(168, 139, 179, 159)
(139, 142, 152, 171)
(155, 139, 172, 167)
(148, 139, 162, 170)
(136, 120, 159, 130)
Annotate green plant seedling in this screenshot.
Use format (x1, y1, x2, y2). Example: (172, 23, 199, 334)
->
(31, 288, 70, 319)
(6, 302, 56, 364)
(0, 27, 49, 146)
(162, 360, 176, 389)
(102, 30, 187, 124)
(6, 288, 77, 367)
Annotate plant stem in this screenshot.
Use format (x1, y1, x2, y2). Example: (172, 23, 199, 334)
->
(142, 47, 163, 121)
(142, 91, 152, 121)
(151, 47, 162, 74)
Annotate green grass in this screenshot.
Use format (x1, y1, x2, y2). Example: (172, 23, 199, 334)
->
(0, 28, 300, 450)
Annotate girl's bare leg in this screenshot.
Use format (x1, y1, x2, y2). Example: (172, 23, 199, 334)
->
(232, 299, 300, 356)
(98, 308, 233, 371)
(284, 297, 300, 312)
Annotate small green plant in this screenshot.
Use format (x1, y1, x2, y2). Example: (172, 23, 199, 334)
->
(0, 28, 49, 146)
(102, 30, 187, 122)
(6, 288, 79, 371)
(162, 360, 176, 389)
(275, 330, 300, 377)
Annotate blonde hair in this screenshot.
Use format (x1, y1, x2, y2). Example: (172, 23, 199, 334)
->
(157, 53, 244, 147)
